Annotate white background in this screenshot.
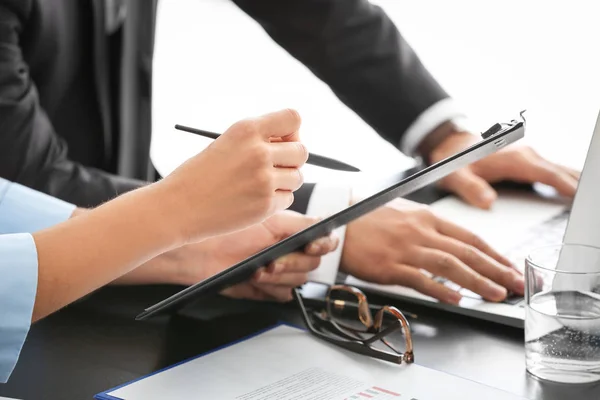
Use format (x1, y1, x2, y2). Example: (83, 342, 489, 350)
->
(152, 0, 600, 183)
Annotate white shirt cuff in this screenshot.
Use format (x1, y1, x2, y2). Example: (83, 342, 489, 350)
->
(400, 98, 467, 156)
(305, 183, 352, 285)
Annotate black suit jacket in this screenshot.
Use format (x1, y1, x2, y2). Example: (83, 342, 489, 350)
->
(0, 0, 449, 210)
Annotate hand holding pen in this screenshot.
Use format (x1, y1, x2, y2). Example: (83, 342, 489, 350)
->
(175, 124, 360, 172)
(165, 109, 312, 238)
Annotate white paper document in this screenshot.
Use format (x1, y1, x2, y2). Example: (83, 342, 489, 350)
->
(98, 325, 526, 400)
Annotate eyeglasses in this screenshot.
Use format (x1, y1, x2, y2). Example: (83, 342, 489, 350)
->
(293, 285, 415, 365)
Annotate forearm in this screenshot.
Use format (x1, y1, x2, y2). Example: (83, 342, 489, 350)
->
(31, 184, 183, 321)
(111, 251, 187, 286)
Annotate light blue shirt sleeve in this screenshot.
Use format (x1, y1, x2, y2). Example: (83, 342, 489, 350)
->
(0, 179, 74, 382)
(0, 233, 38, 383)
(0, 178, 76, 234)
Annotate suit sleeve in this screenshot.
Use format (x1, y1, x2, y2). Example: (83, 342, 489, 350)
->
(0, 2, 144, 208)
(233, 0, 450, 152)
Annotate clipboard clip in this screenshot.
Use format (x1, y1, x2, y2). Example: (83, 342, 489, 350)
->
(481, 110, 527, 139)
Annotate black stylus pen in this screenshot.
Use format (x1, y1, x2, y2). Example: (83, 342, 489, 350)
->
(175, 124, 361, 172)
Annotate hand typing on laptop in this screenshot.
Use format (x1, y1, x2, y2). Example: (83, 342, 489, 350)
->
(341, 198, 523, 304)
(338, 129, 578, 305)
(429, 131, 579, 209)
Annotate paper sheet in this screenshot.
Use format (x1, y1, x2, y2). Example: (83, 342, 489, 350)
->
(104, 325, 526, 400)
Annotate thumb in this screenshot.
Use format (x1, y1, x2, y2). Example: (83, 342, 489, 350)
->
(440, 168, 498, 209)
(262, 210, 320, 239)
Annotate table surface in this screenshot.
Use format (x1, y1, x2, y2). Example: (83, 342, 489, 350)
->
(1, 186, 599, 400)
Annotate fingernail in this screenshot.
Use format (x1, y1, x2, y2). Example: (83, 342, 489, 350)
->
(332, 237, 340, 251)
(486, 281, 507, 300)
(447, 291, 462, 305)
(514, 276, 525, 294)
(316, 237, 329, 247)
(273, 262, 285, 274)
(479, 190, 496, 205)
(255, 271, 265, 281)
(308, 242, 322, 254)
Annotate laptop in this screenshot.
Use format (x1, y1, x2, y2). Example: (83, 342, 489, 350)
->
(346, 110, 600, 328)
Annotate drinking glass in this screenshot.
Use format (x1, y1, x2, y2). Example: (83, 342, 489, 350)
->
(525, 244, 600, 383)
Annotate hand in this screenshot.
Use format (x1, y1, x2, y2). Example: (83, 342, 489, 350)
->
(115, 211, 338, 302)
(340, 198, 524, 304)
(157, 109, 308, 243)
(429, 131, 580, 209)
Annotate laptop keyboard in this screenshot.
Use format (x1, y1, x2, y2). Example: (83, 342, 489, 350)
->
(503, 209, 570, 269)
(435, 209, 570, 308)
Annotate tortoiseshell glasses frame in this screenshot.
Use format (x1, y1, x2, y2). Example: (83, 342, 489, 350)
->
(293, 284, 414, 365)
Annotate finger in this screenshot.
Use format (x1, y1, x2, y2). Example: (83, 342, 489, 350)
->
(435, 218, 513, 267)
(553, 162, 581, 181)
(526, 160, 578, 197)
(262, 210, 320, 239)
(270, 141, 309, 167)
(388, 266, 462, 305)
(567, 170, 581, 180)
(562, 166, 581, 180)
(413, 248, 507, 302)
(271, 190, 295, 213)
(440, 169, 497, 209)
(273, 167, 304, 192)
(249, 283, 294, 302)
(221, 284, 272, 301)
(304, 235, 339, 256)
(425, 233, 524, 295)
(254, 271, 310, 287)
(256, 108, 302, 141)
(267, 254, 321, 274)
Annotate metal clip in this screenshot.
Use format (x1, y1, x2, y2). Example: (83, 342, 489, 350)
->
(520, 109, 527, 123)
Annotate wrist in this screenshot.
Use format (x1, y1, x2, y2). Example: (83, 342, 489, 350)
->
(111, 250, 190, 286)
(151, 179, 215, 246)
(429, 130, 478, 164)
(418, 119, 474, 164)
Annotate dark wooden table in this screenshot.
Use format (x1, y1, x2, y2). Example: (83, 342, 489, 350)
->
(1, 285, 599, 400)
(1, 183, 599, 400)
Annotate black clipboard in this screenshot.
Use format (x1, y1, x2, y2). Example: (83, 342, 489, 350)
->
(137, 118, 525, 320)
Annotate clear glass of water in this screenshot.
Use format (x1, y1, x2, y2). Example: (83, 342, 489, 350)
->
(525, 244, 600, 383)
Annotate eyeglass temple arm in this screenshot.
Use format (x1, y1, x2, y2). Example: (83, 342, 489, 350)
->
(363, 321, 401, 345)
(293, 288, 322, 333)
(293, 288, 405, 365)
(318, 333, 405, 364)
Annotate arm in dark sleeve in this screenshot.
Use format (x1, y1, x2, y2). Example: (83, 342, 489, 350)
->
(233, 0, 449, 151)
(0, 2, 144, 208)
